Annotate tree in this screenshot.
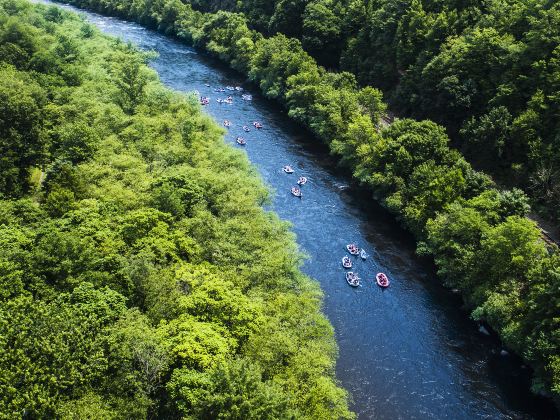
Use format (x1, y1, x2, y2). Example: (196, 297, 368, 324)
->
(0, 284, 127, 418)
(461, 106, 513, 165)
(423, 202, 488, 290)
(50, 121, 100, 164)
(0, 18, 38, 68)
(356, 86, 386, 122)
(522, 255, 560, 393)
(268, 0, 307, 38)
(111, 51, 151, 114)
(168, 358, 294, 419)
(301, 0, 344, 67)
(0, 66, 46, 196)
(106, 310, 170, 408)
(477, 216, 546, 289)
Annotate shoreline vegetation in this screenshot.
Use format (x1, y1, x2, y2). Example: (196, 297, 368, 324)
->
(48, 0, 560, 404)
(185, 0, 560, 229)
(0, 1, 354, 417)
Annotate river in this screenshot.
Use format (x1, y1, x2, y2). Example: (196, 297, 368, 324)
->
(38, 2, 559, 418)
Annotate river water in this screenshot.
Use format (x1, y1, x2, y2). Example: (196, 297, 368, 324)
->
(39, 2, 559, 418)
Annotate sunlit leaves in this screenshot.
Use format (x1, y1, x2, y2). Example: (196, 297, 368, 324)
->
(0, 3, 353, 418)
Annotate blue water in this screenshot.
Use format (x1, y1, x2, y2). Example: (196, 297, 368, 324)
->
(38, 2, 559, 418)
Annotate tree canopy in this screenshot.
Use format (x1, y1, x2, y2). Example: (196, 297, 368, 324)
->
(0, 2, 353, 418)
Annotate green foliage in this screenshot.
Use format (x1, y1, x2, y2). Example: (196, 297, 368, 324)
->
(50, 121, 100, 164)
(0, 284, 127, 418)
(301, 0, 344, 67)
(0, 2, 353, 418)
(4, 0, 560, 409)
(168, 358, 294, 419)
(347, 0, 560, 221)
(44, 186, 76, 217)
(181, 0, 560, 224)
(110, 50, 153, 114)
(43, 0, 560, 403)
(0, 66, 45, 197)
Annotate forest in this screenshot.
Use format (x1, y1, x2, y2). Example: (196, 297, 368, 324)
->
(185, 0, 560, 226)
(49, 0, 560, 404)
(0, 1, 354, 417)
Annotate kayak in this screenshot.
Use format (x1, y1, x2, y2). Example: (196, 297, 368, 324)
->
(360, 249, 367, 260)
(346, 244, 360, 255)
(291, 187, 302, 198)
(223, 120, 231, 127)
(283, 166, 294, 174)
(236, 137, 246, 146)
(297, 176, 307, 186)
(342, 256, 352, 269)
(346, 272, 360, 287)
(243, 126, 250, 132)
(376, 272, 390, 288)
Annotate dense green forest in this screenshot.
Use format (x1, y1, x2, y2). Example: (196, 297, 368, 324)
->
(0, 1, 354, 417)
(184, 0, 560, 225)
(49, 0, 560, 403)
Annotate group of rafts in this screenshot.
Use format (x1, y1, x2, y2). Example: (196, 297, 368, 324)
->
(343, 244, 390, 288)
(222, 120, 262, 145)
(200, 85, 252, 106)
(282, 165, 307, 198)
(204, 84, 389, 289)
(208, 87, 259, 146)
(206, 85, 301, 194)
(215, 89, 259, 146)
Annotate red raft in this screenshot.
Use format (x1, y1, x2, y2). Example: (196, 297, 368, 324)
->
(376, 272, 390, 288)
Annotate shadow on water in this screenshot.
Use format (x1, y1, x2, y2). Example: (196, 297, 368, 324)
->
(37, 2, 559, 418)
